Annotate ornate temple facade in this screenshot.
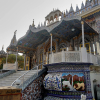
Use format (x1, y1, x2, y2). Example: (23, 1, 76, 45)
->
(6, 0, 100, 99)
(7, 0, 100, 70)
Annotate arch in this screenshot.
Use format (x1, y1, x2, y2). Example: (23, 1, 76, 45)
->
(78, 34, 90, 44)
(46, 19, 50, 25)
(54, 13, 58, 21)
(59, 43, 67, 51)
(50, 16, 54, 23)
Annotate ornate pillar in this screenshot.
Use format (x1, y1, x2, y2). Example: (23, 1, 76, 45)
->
(6, 51, 8, 68)
(16, 47, 18, 71)
(50, 33, 52, 54)
(56, 39, 59, 52)
(43, 45, 44, 64)
(24, 54, 26, 70)
(81, 21, 85, 47)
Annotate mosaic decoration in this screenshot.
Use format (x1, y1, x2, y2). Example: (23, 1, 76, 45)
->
(43, 63, 93, 99)
(62, 73, 85, 91)
(22, 74, 46, 100)
(44, 96, 92, 100)
(43, 73, 62, 91)
(96, 19, 100, 33)
(44, 73, 85, 92)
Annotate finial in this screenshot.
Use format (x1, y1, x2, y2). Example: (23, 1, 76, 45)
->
(66, 9, 68, 15)
(2, 45, 4, 50)
(32, 19, 35, 27)
(41, 22, 43, 27)
(14, 30, 17, 35)
(64, 11, 66, 17)
(44, 21, 46, 26)
(38, 22, 40, 28)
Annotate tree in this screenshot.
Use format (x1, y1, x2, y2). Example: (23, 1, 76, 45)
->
(2, 54, 24, 69)
(17, 55, 24, 69)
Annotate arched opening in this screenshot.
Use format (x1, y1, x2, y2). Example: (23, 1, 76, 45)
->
(50, 16, 54, 23)
(54, 14, 58, 22)
(59, 43, 67, 51)
(58, 13, 61, 21)
(46, 19, 49, 26)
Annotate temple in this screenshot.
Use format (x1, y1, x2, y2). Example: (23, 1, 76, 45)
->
(0, 46, 7, 68)
(6, 0, 100, 99)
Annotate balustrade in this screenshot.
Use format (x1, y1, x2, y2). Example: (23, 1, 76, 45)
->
(49, 50, 99, 65)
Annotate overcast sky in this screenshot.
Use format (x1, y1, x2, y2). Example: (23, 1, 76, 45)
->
(0, 0, 85, 52)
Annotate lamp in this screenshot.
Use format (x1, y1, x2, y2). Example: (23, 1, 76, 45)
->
(16, 79, 21, 86)
(71, 28, 75, 31)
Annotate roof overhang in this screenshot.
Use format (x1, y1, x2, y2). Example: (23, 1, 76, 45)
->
(10, 17, 98, 53)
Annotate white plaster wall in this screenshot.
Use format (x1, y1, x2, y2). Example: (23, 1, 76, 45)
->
(90, 72, 100, 99)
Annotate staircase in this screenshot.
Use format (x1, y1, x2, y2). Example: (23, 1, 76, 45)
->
(0, 70, 40, 87)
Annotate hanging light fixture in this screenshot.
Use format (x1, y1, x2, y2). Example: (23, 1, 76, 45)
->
(71, 28, 75, 31)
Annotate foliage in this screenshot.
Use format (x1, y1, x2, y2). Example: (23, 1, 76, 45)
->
(0, 63, 3, 69)
(2, 54, 24, 69)
(17, 55, 24, 69)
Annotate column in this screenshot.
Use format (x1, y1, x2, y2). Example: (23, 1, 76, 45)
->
(24, 54, 26, 70)
(6, 51, 8, 68)
(16, 47, 18, 71)
(62, 49, 65, 62)
(50, 33, 52, 54)
(81, 21, 85, 47)
(72, 76, 73, 86)
(42, 46, 44, 69)
(81, 21, 88, 62)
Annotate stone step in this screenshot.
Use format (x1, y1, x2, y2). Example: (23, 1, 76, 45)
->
(0, 69, 41, 87)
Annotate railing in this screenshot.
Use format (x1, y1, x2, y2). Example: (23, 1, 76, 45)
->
(0, 64, 16, 79)
(87, 52, 98, 64)
(49, 51, 82, 64)
(0, 70, 16, 79)
(0, 64, 16, 73)
(19, 67, 46, 91)
(97, 55, 100, 65)
(11, 61, 47, 91)
(65, 51, 81, 62)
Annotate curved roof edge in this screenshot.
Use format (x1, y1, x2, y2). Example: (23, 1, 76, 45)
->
(16, 16, 81, 46)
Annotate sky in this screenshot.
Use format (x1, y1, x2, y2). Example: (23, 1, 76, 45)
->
(0, 0, 85, 52)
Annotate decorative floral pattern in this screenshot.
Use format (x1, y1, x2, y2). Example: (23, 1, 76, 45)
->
(22, 74, 45, 100)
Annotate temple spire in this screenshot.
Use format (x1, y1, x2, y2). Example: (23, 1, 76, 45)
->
(14, 30, 17, 35)
(32, 19, 35, 27)
(69, 4, 74, 13)
(85, 0, 91, 7)
(76, 5, 79, 12)
(81, 1, 85, 9)
(10, 30, 17, 46)
(66, 9, 68, 15)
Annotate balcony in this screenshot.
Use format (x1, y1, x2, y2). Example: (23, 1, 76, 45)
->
(49, 47, 99, 65)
